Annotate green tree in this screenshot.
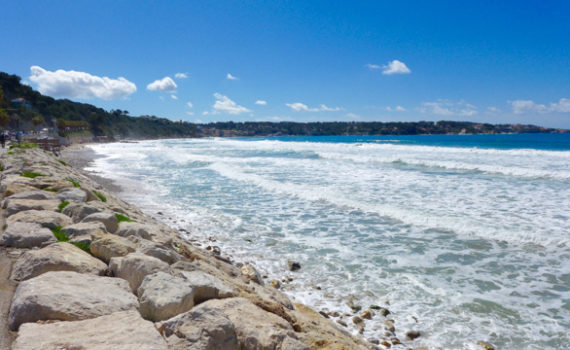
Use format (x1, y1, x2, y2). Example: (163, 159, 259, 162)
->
(0, 108, 9, 127)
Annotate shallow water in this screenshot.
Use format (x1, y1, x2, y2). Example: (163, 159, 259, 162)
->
(87, 134, 570, 349)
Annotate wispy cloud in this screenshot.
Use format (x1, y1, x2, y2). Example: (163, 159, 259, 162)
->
(346, 113, 361, 120)
(386, 106, 406, 112)
(147, 76, 177, 92)
(382, 60, 411, 75)
(29, 66, 136, 100)
(365, 63, 381, 70)
(226, 73, 239, 80)
(187, 102, 193, 108)
(486, 106, 501, 114)
(211, 93, 251, 115)
(285, 102, 342, 112)
(174, 72, 188, 79)
(255, 100, 267, 105)
(419, 100, 477, 117)
(510, 98, 570, 114)
(171, 94, 178, 100)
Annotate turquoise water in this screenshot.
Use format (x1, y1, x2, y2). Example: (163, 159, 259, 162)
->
(88, 133, 570, 349)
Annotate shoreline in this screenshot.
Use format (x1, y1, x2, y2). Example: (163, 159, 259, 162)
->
(0, 145, 391, 349)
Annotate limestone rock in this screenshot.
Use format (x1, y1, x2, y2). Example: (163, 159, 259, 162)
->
(12, 310, 168, 350)
(109, 253, 169, 292)
(90, 234, 136, 263)
(240, 264, 264, 285)
(61, 221, 107, 238)
(3, 190, 56, 207)
(10, 242, 107, 281)
(177, 270, 237, 303)
(138, 271, 195, 321)
(0, 222, 55, 248)
(62, 202, 103, 222)
(82, 212, 119, 233)
(8, 271, 138, 331)
(158, 304, 239, 350)
(6, 209, 73, 229)
(185, 298, 307, 350)
(117, 221, 153, 240)
(5, 199, 61, 216)
(1, 183, 37, 197)
(129, 236, 182, 264)
(56, 187, 88, 202)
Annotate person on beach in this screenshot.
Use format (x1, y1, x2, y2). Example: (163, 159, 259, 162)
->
(0, 133, 5, 148)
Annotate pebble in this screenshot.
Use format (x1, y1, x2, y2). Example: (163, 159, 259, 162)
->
(380, 307, 391, 317)
(477, 341, 495, 350)
(270, 279, 281, 289)
(368, 338, 380, 345)
(336, 320, 347, 327)
(380, 340, 391, 348)
(360, 310, 373, 319)
(319, 311, 329, 318)
(390, 337, 402, 345)
(328, 311, 340, 317)
(288, 261, 301, 271)
(352, 316, 363, 324)
(406, 330, 421, 340)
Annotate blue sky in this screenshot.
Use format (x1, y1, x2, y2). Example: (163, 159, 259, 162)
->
(1, 1, 569, 127)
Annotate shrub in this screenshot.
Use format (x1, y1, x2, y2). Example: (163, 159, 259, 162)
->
(21, 171, 46, 178)
(66, 178, 81, 188)
(115, 213, 134, 223)
(58, 201, 70, 212)
(58, 160, 68, 166)
(51, 226, 69, 242)
(93, 190, 107, 202)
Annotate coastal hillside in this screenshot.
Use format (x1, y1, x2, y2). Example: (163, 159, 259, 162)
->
(1, 72, 565, 141)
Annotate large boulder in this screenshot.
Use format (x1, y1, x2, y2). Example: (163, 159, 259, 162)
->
(2, 190, 56, 206)
(177, 270, 237, 303)
(160, 298, 308, 350)
(5, 199, 61, 216)
(90, 234, 136, 263)
(0, 222, 55, 248)
(109, 253, 169, 292)
(1, 183, 37, 197)
(12, 310, 168, 350)
(61, 221, 107, 238)
(117, 221, 153, 240)
(158, 306, 239, 350)
(6, 209, 73, 229)
(129, 236, 181, 264)
(62, 202, 103, 222)
(56, 187, 88, 202)
(10, 242, 107, 281)
(8, 271, 138, 331)
(82, 212, 119, 233)
(138, 271, 195, 322)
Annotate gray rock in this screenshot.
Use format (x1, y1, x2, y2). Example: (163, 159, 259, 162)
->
(117, 221, 153, 240)
(1, 183, 37, 197)
(0, 222, 55, 248)
(110, 253, 169, 292)
(5, 199, 61, 216)
(61, 221, 107, 238)
(12, 310, 168, 350)
(138, 271, 195, 322)
(56, 187, 88, 202)
(158, 305, 238, 350)
(82, 212, 119, 233)
(10, 242, 107, 281)
(240, 264, 264, 285)
(128, 236, 182, 264)
(3, 190, 56, 207)
(8, 271, 138, 331)
(177, 270, 237, 303)
(90, 234, 136, 263)
(6, 209, 73, 229)
(62, 202, 103, 222)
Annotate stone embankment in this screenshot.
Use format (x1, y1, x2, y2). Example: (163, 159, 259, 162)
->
(0, 147, 382, 349)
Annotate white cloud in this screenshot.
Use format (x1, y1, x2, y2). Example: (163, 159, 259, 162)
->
(226, 73, 238, 80)
(285, 102, 342, 112)
(212, 93, 251, 115)
(187, 102, 193, 108)
(487, 106, 501, 113)
(420, 100, 477, 117)
(511, 98, 570, 114)
(175, 72, 188, 79)
(346, 113, 361, 120)
(255, 100, 267, 105)
(147, 77, 177, 92)
(365, 63, 381, 70)
(29, 65, 136, 100)
(171, 94, 178, 100)
(386, 105, 406, 112)
(186, 111, 194, 116)
(382, 60, 411, 75)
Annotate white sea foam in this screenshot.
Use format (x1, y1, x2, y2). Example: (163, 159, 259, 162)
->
(86, 138, 570, 349)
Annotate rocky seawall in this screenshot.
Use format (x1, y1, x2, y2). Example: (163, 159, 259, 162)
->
(0, 147, 389, 350)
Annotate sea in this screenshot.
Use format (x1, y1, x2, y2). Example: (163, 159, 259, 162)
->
(86, 133, 570, 350)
